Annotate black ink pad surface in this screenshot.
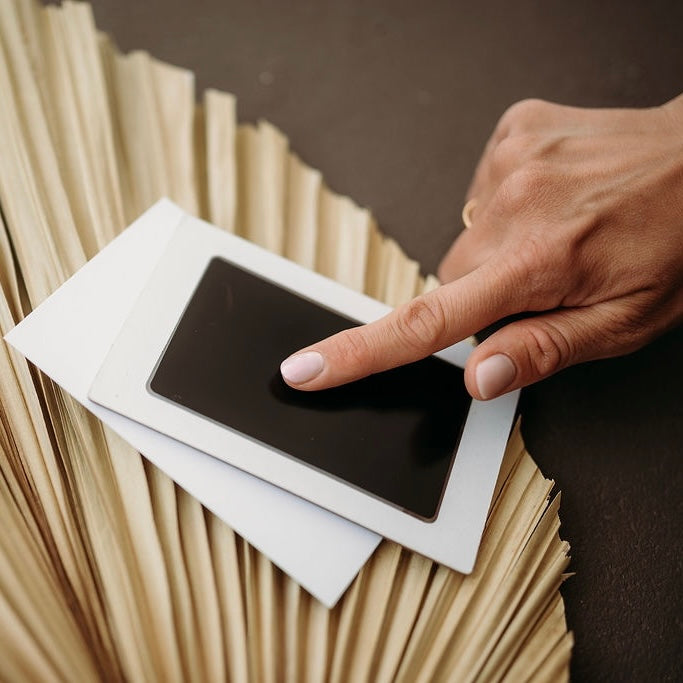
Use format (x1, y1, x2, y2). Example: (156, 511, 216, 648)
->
(149, 257, 470, 520)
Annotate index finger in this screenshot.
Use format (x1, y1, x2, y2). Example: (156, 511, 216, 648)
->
(279, 260, 522, 391)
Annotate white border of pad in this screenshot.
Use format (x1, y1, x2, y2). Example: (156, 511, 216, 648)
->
(90, 214, 518, 573)
(6, 200, 379, 607)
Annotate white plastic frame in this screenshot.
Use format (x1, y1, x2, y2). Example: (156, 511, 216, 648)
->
(90, 214, 518, 573)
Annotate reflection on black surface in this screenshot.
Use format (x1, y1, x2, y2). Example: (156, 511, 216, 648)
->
(150, 257, 471, 519)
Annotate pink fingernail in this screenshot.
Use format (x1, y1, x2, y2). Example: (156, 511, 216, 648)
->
(476, 354, 516, 399)
(280, 351, 324, 384)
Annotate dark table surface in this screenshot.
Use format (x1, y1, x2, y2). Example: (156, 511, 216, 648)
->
(89, 1, 683, 679)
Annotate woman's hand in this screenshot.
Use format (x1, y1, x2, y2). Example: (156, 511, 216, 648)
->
(280, 96, 683, 400)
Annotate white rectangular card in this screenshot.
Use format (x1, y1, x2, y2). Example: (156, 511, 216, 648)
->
(89, 212, 519, 573)
(5, 200, 380, 607)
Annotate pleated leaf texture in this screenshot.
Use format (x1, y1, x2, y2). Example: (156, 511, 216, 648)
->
(0, 1, 572, 681)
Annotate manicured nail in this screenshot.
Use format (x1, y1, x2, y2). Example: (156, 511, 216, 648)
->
(280, 351, 324, 384)
(476, 354, 516, 399)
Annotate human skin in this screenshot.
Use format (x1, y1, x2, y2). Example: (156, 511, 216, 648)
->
(280, 95, 683, 400)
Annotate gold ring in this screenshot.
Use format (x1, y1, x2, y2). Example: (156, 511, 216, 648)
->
(462, 198, 477, 229)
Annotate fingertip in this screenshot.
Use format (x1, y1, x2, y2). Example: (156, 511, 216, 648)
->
(280, 350, 324, 388)
(467, 352, 517, 400)
(280, 324, 383, 391)
(466, 308, 595, 398)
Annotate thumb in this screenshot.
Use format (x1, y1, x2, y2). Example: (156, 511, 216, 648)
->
(465, 302, 633, 400)
(280, 263, 518, 391)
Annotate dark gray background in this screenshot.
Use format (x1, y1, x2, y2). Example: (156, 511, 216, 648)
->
(87, 1, 683, 679)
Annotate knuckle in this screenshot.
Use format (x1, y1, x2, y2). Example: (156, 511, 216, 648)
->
(600, 297, 658, 354)
(508, 232, 564, 307)
(501, 98, 548, 128)
(520, 321, 573, 378)
(334, 328, 374, 369)
(490, 134, 536, 173)
(497, 162, 551, 214)
(513, 233, 547, 274)
(392, 295, 448, 352)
